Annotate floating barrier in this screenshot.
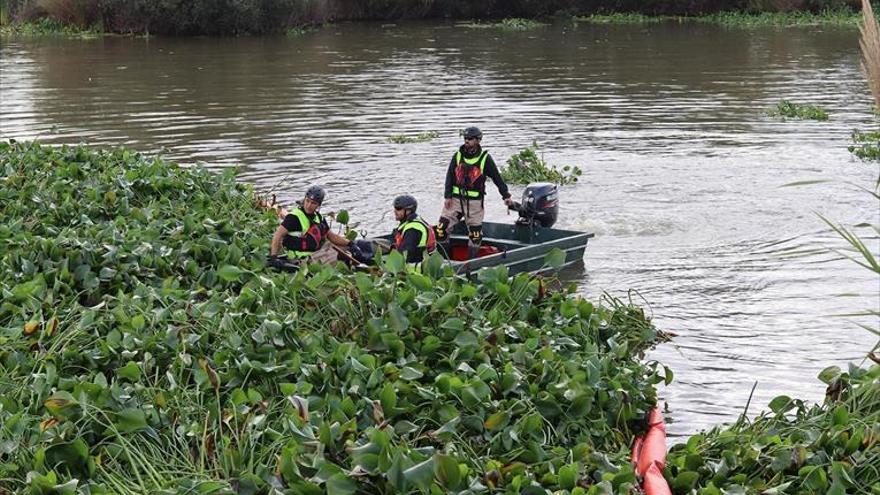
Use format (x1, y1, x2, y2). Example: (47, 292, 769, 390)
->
(631, 407, 672, 495)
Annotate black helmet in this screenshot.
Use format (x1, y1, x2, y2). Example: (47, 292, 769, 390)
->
(305, 185, 325, 205)
(463, 126, 482, 140)
(393, 194, 418, 212)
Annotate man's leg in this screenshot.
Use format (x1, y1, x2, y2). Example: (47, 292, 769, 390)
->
(465, 199, 486, 259)
(308, 242, 341, 265)
(437, 200, 464, 255)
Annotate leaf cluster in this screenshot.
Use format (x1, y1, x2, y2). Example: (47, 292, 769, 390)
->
(664, 364, 880, 494)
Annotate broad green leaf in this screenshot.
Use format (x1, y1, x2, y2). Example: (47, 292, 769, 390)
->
(400, 367, 423, 381)
(217, 264, 243, 282)
(325, 473, 356, 495)
(559, 462, 578, 490)
(383, 250, 405, 274)
(116, 408, 148, 433)
(543, 247, 565, 269)
(768, 395, 793, 414)
(44, 391, 78, 418)
(818, 365, 842, 384)
(672, 471, 700, 492)
(117, 361, 141, 381)
(830, 405, 849, 427)
(403, 457, 435, 493)
(440, 318, 464, 331)
(434, 454, 461, 490)
(380, 383, 397, 413)
(388, 303, 410, 332)
(484, 411, 510, 431)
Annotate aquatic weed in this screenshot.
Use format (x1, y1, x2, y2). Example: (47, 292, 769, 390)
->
(767, 100, 829, 121)
(501, 141, 582, 185)
(0, 140, 665, 494)
(665, 364, 880, 493)
(849, 129, 880, 161)
(386, 131, 439, 144)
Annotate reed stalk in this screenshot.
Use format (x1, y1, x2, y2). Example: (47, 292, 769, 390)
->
(861, 0, 880, 108)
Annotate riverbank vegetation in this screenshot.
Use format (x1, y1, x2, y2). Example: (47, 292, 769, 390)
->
(501, 141, 583, 185)
(574, 8, 865, 26)
(460, 18, 547, 30)
(0, 0, 866, 36)
(767, 100, 830, 121)
(0, 140, 671, 493)
(665, 363, 880, 493)
(0, 16, 100, 37)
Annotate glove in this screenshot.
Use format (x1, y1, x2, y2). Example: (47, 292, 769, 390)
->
(266, 254, 287, 269)
(347, 242, 362, 260)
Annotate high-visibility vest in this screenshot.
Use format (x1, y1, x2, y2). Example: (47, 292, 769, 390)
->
(288, 207, 324, 258)
(394, 217, 437, 253)
(452, 150, 489, 198)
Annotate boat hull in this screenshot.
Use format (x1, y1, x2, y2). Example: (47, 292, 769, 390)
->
(443, 221, 594, 276)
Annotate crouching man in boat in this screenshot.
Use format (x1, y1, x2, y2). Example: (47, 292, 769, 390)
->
(347, 195, 436, 266)
(436, 126, 514, 257)
(390, 194, 436, 263)
(267, 185, 354, 268)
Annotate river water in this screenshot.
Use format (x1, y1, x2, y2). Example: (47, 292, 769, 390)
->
(1, 21, 878, 437)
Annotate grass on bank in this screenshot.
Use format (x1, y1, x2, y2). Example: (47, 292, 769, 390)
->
(0, 17, 101, 37)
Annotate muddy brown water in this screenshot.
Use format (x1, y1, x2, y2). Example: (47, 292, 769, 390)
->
(2, 20, 877, 437)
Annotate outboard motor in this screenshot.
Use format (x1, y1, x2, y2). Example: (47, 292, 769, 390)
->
(513, 182, 558, 228)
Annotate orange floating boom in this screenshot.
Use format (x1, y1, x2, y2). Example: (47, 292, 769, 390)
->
(631, 407, 672, 495)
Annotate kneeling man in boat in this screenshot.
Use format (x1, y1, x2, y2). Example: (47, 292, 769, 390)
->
(347, 195, 436, 266)
(268, 185, 354, 267)
(390, 194, 436, 263)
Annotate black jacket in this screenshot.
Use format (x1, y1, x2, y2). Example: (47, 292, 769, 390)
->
(444, 144, 511, 200)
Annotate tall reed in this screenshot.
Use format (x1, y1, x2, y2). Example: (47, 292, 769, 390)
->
(861, 0, 880, 108)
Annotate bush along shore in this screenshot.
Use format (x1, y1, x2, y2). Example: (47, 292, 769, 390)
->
(0, 1, 867, 36)
(0, 141, 671, 493)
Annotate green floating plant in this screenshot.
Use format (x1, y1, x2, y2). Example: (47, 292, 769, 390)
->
(386, 131, 439, 144)
(767, 100, 829, 121)
(848, 129, 880, 161)
(501, 141, 582, 185)
(0, 140, 665, 494)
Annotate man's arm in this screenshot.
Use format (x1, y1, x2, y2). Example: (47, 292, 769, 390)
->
(270, 225, 288, 256)
(444, 155, 456, 199)
(484, 154, 513, 203)
(327, 231, 351, 247)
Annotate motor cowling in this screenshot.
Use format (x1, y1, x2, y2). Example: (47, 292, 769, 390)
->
(516, 182, 558, 227)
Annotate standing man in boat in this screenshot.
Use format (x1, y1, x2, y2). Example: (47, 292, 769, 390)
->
(436, 126, 514, 256)
(268, 185, 354, 266)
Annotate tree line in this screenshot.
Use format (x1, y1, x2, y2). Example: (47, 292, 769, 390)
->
(1, 0, 863, 35)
